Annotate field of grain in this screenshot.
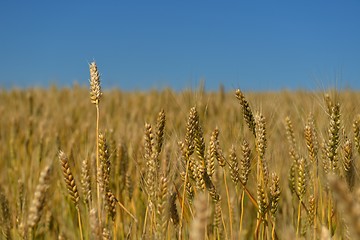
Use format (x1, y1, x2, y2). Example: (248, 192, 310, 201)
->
(1, 63, 360, 239)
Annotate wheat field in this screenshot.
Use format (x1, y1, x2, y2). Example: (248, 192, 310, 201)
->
(1, 62, 360, 239)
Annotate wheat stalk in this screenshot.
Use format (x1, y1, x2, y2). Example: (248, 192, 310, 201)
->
(179, 107, 199, 239)
(89, 61, 103, 229)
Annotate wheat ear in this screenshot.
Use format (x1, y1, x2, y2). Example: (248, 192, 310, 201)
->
(235, 89, 256, 137)
(304, 113, 318, 164)
(144, 123, 156, 208)
(228, 145, 239, 185)
(89, 61, 102, 105)
(169, 192, 179, 227)
(58, 150, 83, 240)
(255, 113, 268, 182)
(343, 138, 355, 191)
(269, 172, 280, 239)
(155, 175, 168, 239)
(58, 150, 80, 205)
(194, 113, 206, 191)
(353, 115, 360, 155)
(155, 109, 166, 156)
(206, 127, 218, 177)
(81, 158, 92, 209)
(326, 102, 341, 173)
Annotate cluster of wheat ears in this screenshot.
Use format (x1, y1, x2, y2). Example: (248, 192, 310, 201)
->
(0, 62, 360, 239)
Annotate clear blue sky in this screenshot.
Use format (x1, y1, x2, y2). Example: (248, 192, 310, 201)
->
(1, 1, 360, 91)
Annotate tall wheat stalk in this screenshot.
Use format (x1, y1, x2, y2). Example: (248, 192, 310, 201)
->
(239, 139, 251, 236)
(89, 61, 103, 228)
(254, 113, 268, 239)
(179, 107, 198, 239)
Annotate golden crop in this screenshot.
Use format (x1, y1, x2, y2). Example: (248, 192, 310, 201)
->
(0, 63, 359, 239)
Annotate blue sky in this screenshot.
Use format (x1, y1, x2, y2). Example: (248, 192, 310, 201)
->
(1, 1, 359, 91)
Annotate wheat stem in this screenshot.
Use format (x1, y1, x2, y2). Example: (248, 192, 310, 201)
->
(76, 206, 84, 240)
(296, 200, 301, 239)
(179, 159, 190, 239)
(116, 198, 138, 222)
(223, 169, 233, 240)
(239, 189, 245, 237)
(96, 104, 102, 228)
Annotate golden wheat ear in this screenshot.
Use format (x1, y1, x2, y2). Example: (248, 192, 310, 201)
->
(155, 109, 166, 156)
(228, 145, 240, 185)
(326, 102, 341, 173)
(343, 138, 355, 191)
(58, 150, 80, 206)
(89, 61, 102, 105)
(235, 89, 256, 137)
(58, 150, 84, 240)
(255, 112, 269, 185)
(81, 157, 92, 209)
(240, 139, 251, 186)
(304, 113, 319, 164)
(353, 115, 360, 155)
(155, 175, 168, 239)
